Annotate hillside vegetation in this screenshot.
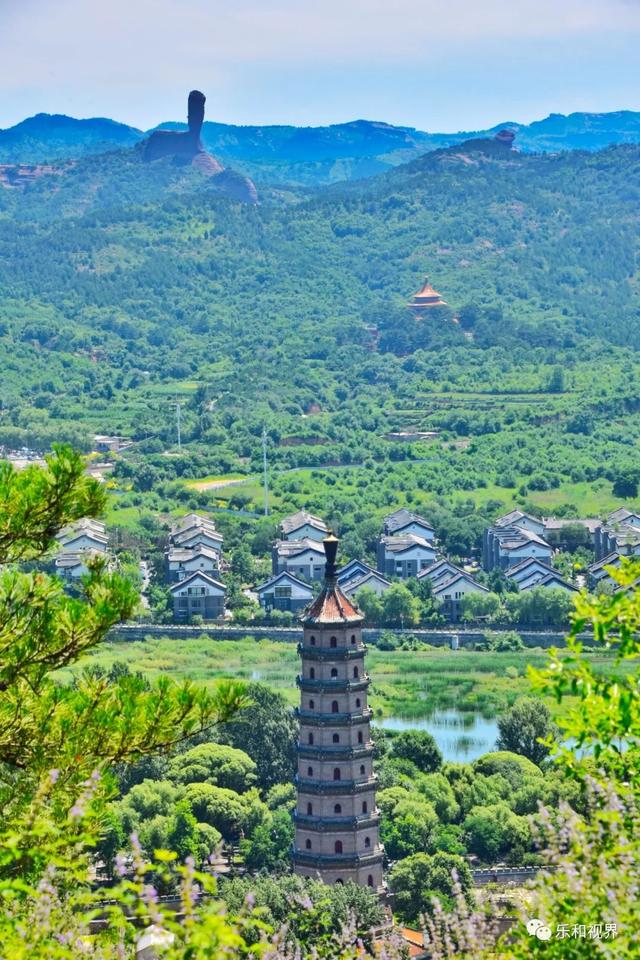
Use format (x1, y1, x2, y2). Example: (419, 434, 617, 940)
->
(0, 140, 639, 538)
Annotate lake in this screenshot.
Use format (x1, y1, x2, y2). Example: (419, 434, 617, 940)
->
(376, 708, 499, 762)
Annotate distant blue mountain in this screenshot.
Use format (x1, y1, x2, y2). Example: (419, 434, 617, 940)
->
(2, 110, 640, 184)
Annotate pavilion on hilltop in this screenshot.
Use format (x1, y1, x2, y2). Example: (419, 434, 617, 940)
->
(408, 276, 448, 313)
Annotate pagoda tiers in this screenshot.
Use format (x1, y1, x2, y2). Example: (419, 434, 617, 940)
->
(292, 535, 384, 892)
(408, 276, 447, 312)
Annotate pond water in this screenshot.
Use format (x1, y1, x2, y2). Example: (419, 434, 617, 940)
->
(376, 709, 499, 762)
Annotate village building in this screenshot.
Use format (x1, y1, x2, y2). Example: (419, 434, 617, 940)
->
(256, 571, 314, 614)
(92, 434, 132, 454)
(165, 545, 220, 582)
(56, 518, 108, 553)
(342, 570, 392, 599)
(376, 534, 437, 579)
(383, 508, 435, 541)
(430, 571, 489, 622)
(417, 557, 464, 588)
(519, 571, 577, 593)
(292, 535, 384, 892)
(280, 511, 330, 542)
(408, 277, 448, 314)
(272, 538, 327, 581)
(170, 514, 224, 554)
(482, 522, 552, 572)
(594, 509, 640, 561)
(505, 557, 558, 590)
(337, 559, 379, 586)
(542, 517, 600, 548)
(493, 510, 547, 537)
(587, 552, 624, 590)
(169, 571, 226, 621)
(55, 549, 107, 581)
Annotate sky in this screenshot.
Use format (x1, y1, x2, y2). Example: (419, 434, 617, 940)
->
(1, 0, 639, 131)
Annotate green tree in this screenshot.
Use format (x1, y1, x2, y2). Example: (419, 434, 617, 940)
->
(463, 802, 531, 862)
(166, 798, 200, 861)
(380, 795, 439, 859)
(382, 583, 421, 627)
(612, 468, 640, 498)
(460, 591, 502, 622)
(167, 742, 257, 793)
(389, 851, 472, 924)
(354, 586, 384, 624)
(240, 807, 294, 872)
(0, 448, 248, 827)
(497, 698, 558, 765)
(218, 682, 297, 790)
(391, 729, 443, 772)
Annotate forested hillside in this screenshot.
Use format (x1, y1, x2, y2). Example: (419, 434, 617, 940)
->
(0, 139, 639, 534)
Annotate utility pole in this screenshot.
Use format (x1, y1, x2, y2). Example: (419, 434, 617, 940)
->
(262, 426, 269, 516)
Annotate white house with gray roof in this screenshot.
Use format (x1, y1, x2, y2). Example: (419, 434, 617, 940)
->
(256, 571, 313, 613)
(165, 544, 221, 582)
(483, 521, 552, 572)
(337, 558, 378, 585)
(280, 511, 329, 542)
(431, 571, 488, 622)
(342, 570, 392, 599)
(376, 534, 437, 579)
(383, 508, 435, 541)
(169, 572, 226, 621)
(272, 538, 327, 580)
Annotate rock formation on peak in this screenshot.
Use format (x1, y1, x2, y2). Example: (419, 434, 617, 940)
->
(494, 128, 516, 148)
(142, 90, 257, 202)
(143, 90, 222, 170)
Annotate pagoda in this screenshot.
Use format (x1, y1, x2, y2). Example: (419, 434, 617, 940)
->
(408, 276, 448, 313)
(292, 534, 384, 891)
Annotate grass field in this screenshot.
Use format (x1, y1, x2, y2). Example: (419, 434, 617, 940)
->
(70, 636, 633, 723)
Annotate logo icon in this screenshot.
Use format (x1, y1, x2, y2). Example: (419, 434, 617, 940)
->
(526, 919, 552, 941)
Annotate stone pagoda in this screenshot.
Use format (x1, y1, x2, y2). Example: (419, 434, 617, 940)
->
(408, 276, 447, 313)
(292, 534, 384, 891)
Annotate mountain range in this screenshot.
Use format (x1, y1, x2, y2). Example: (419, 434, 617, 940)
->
(1, 110, 640, 184)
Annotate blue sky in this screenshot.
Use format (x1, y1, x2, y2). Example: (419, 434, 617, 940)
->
(1, 0, 639, 130)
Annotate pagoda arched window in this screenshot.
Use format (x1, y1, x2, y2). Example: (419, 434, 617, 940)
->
(307, 802, 313, 815)
(331, 700, 339, 713)
(310, 636, 316, 646)
(330, 636, 337, 648)
(333, 768, 341, 781)
(331, 667, 338, 678)
(365, 837, 371, 848)
(353, 666, 359, 678)
(307, 766, 313, 777)
(305, 839, 312, 850)
(308, 732, 314, 745)
(309, 699, 315, 709)
(367, 875, 374, 887)
(355, 698, 361, 708)
(334, 803, 342, 814)
(357, 731, 363, 744)
(332, 733, 340, 743)
(359, 764, 366, 776)
(334, 840, 343, 854)
(309, 667, 315, 679)
(350, 634, 357, 645)
(362, 801, 368, 813)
